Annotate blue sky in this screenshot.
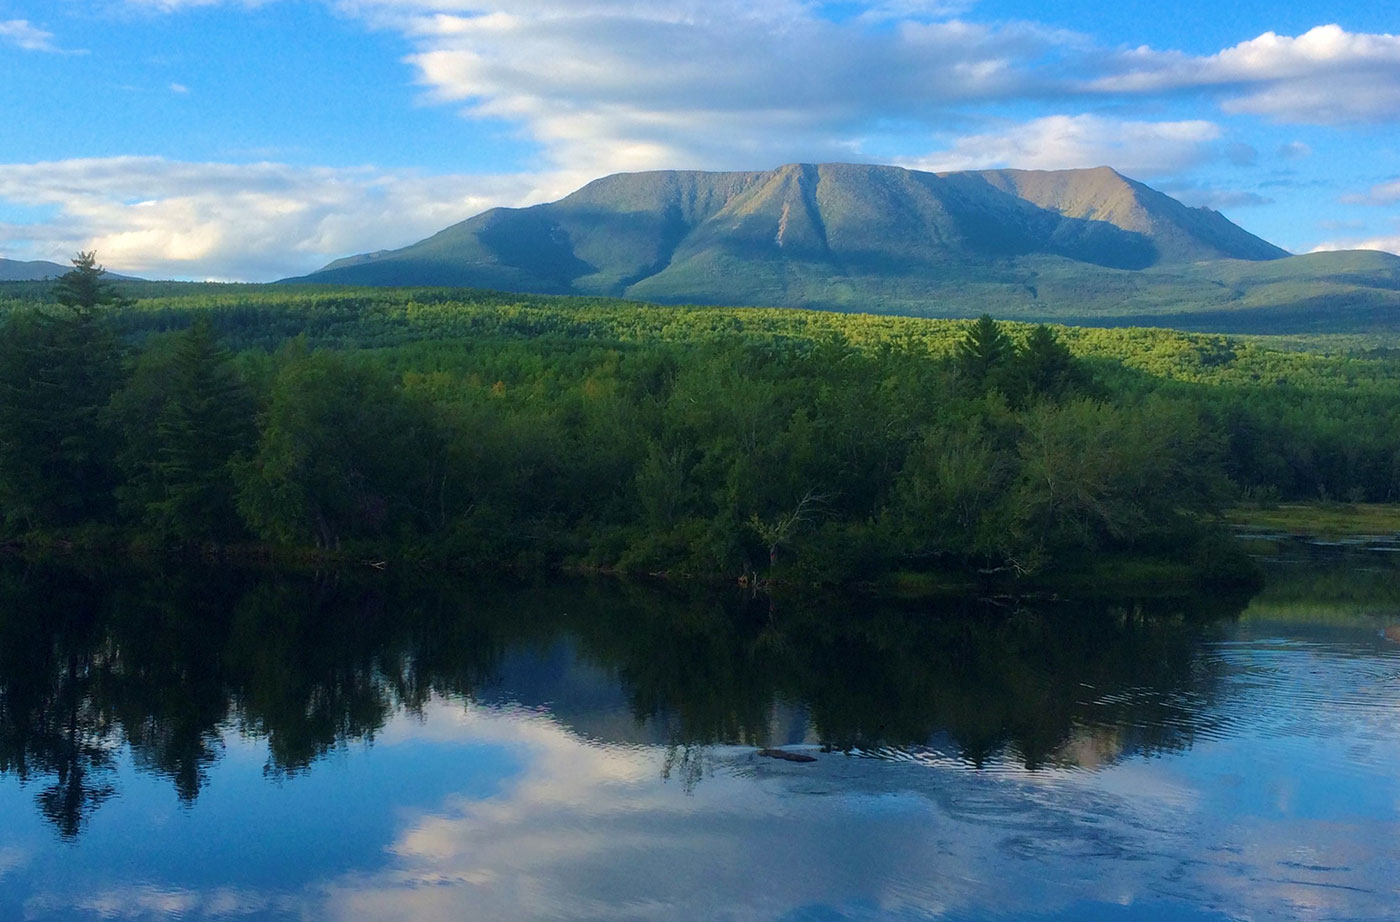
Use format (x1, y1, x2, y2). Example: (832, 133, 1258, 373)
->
(0, 0, 1396, 280)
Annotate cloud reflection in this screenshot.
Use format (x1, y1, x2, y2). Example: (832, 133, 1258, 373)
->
(318, 696, 1400, 922)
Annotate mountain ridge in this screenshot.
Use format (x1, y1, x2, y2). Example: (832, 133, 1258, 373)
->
(0, 258, 142, 282)
(0, 258, 81, 282)
(285, 163, 1400, 325)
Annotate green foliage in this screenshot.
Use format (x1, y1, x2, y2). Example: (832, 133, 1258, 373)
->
(53, 252, 129, 316)
(1011, 324, 1080, 404)
(110, 319, 255, 541)
(1, 280, 1398, 584)
(955, 314, 1014, 392)
(0, 255, 126, 528)
(1013, 397, 1224, 550)
(235, 346, 449, 548)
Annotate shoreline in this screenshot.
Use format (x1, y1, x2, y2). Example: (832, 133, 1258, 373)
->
(1227, 502, 1400, 548)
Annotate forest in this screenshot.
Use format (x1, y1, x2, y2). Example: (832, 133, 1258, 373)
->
(2, 260, 1399, 587)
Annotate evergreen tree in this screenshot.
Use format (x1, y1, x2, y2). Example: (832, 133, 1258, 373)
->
(954, 314, 1013, 392)
(1012, 324, 1078, 404)
(0, 254, 124, 529)
(113, 319, 254, 541)
(53, 252, 128, 317)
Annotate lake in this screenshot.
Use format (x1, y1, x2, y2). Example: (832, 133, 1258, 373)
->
(1, 547, 1398, 921)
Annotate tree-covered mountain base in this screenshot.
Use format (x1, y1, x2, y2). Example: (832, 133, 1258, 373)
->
(3, 277, 1398, 590)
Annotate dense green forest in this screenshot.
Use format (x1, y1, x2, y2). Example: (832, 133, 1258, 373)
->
(2, 265, 1398, 586)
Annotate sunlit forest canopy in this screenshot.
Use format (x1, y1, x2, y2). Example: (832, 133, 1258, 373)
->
(1, 274, 1398, 583)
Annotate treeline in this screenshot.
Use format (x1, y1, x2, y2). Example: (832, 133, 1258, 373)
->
(1, 261, 1397, 582)
(7, 279, 1400, 383)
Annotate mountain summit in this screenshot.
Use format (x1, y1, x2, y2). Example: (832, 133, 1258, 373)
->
(289, 163, 1374, 319)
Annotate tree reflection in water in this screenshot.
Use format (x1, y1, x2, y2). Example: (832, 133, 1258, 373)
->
(0, 558, 1258, 839)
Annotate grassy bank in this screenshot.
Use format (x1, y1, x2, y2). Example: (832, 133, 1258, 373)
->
(1228, 503, 1400, 539)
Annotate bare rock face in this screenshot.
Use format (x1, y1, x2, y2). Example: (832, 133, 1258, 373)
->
(288, 163, 1287, 292)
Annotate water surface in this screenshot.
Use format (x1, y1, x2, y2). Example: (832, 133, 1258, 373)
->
(1, 553, 1398, 921)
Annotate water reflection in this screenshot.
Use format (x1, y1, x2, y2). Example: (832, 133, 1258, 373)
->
(1, 554, 1398, 921)
(0, 560, 1261, 838)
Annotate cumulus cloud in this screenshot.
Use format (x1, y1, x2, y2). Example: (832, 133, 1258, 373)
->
(373, 12, 1400, 173)
(386, 3, 1085, 175)
(1341, 179, 1400, 206)
(0, 19, 77, 53)
(1311, 234, 1400, 257)
(0, 157, 576, 280)
(108, 6, 1400, 148)
(899, 114, 1222, 179)
(1091, 25, 1400, 124)
(100, 6, 1400, 174)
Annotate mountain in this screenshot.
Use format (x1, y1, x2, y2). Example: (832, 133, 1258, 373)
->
(287, 163, 1400, 328)
(0, 258, 142, 282)
(0, 258, 75, 281)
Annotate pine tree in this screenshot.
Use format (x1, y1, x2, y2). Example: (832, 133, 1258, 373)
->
(1014, 324, 1077, 403)
(954, 314, 1013, 392)
(0, 253, 124, 529)
(113, 319, 254, 542)
(53, 252, 128, 317)
(150, 320, 253, 540)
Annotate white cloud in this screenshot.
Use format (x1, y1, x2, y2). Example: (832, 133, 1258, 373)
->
(351, 9, 1400, 182)
(385, 4, 1084, 175)
(169, 82, 190, 94)
(1341, 179, 1400, 206)
(1311, 234, 1400, 257)
(0, 19, 77, 53)
(1091, 25, 1400, 124)
(900, 114, 1222, 179)
(367, 13, 1400, 175)
(1222, 80, 1400, 125)
(1277, 141, 1312, 160)
(106, 2, 1084, 178)
(0, 157, 578, 280)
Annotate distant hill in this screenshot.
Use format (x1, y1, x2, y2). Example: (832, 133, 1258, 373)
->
(0, 258, 75, 281)
(0, 258, 142, 282)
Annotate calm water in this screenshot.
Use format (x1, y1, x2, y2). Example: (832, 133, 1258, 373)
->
(1, 551, 1399, 921)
